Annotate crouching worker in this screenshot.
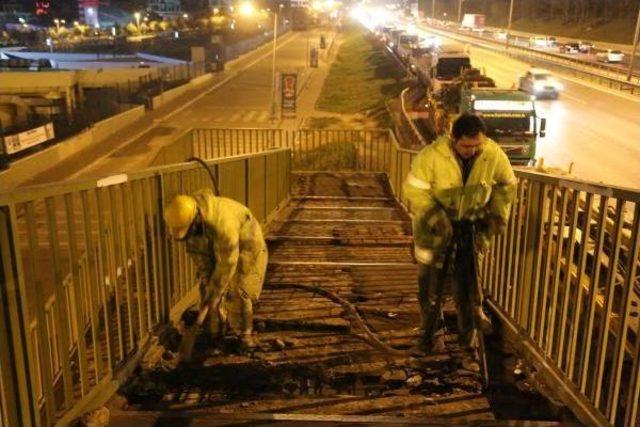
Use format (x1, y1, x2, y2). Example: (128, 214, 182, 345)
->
(403, 113, 516, 370)
(164, 188, 268, 356)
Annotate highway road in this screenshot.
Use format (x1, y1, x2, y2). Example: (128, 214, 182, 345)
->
(166, 30, 317, 129)
(462, 43, 640, 189)
(24, 29, 323, 185)
(409, 22, 640, 189)
(354, 6, 640, 188)
(431, 21, 640, 77)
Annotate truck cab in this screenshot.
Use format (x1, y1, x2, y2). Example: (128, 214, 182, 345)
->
(396, 33, 420, 61)
(460, 88, 546, 165)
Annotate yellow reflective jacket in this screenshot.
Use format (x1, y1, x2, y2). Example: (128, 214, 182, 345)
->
(403, 136, 516, 264)
(185, 188, 267, 300)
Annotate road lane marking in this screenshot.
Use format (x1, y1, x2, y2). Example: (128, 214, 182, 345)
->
(257, 111, 270, 122)
(559, 92, 588, 105)
(243, 111, 258, 122)
(229, 112, 243, 122)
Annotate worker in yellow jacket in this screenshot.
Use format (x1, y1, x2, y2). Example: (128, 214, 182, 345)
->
(164, 188, 268, 350)
(403, 113, 516, 367)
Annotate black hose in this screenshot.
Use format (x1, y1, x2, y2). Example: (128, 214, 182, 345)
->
(187, 156, 220, 196)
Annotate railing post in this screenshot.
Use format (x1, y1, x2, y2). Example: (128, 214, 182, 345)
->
(518, 180, 544, 333)
(156, 174, 171, 323)
(0, 206, 36, 426)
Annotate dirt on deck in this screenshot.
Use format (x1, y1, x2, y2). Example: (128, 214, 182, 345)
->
(107, 172, 569, 426)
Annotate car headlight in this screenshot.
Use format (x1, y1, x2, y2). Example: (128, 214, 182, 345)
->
(533, 81, 545, 92)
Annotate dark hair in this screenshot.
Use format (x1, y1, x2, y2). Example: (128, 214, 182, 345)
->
(451, 113, 486, 141)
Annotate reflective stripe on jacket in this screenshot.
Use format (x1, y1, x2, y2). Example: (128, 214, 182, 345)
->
(403, 135, 516, 263)
(186, 188, 267, 301)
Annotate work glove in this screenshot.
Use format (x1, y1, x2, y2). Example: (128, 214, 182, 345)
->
(431, 214, 453, 239)
(478, 215, 505, 237)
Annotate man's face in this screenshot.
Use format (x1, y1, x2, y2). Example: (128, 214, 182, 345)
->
(453, 133, 485, 159)
(175, 212, 204, 241)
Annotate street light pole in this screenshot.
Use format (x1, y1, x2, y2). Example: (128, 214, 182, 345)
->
(506, 0, 515, 49)
(134, 12, 141, 32)
(270, 10, 278, 120)
(628, 6, 640, 82)
(431, 0, 435, 20)
(457, 0, 462, 23)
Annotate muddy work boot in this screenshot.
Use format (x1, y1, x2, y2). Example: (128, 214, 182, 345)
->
(458, 348, 481, 374)
(414, 332, 446, 356)
(239, 333, 259, 352)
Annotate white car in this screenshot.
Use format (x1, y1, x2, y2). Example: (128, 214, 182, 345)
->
(560, 43, 580, 54)
(530, 36, 550, 48)
(494, 30, 507, 41)
(596, 49, 624, 63)
(518, 68, 564, 99)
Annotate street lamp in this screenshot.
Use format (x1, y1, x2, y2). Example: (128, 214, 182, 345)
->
(239, 2, 281, 120)
(629, 6, 640, 81)
(506, 0, 515, 49)
(54, 18, 60, 32)
(134, 12, 141, 31)
(269, 4, 285, 121)
(239, 1, 256, 16)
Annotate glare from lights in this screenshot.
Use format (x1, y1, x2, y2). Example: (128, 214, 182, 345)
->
(239, 2, 256, 16)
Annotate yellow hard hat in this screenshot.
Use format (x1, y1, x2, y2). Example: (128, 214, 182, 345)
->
(164, 195, 198, 240)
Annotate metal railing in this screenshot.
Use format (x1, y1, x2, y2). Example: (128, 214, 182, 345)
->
(0, 148, 291, 426)
(160, 127, 393, 172)
(385, 132, 640, 427)
(481, 171, 640, 426)
(398, 87, 429, 148)
(2, 125, 639, 426)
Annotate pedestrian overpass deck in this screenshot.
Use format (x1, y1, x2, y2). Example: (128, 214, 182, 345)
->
(109, 171, 557, 425)
(1, 129, 638, 426)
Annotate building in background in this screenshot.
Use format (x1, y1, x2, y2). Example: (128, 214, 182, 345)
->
(78, 0, 100, 27)
(1, 2, 25, 13)
(147, 0, 182, 18)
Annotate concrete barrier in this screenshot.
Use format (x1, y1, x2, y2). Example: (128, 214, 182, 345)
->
(150, 73, 213, 110)
(0, 105, 145, 190)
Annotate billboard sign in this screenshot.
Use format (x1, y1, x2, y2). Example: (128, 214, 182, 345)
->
(281, 73, 297, 117)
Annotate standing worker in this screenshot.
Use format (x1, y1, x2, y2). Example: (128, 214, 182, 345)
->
(164, 187, 268, 354)
(403, 113, 516, 370)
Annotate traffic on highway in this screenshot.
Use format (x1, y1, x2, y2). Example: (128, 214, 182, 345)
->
(429, 15, 637, 77)
(351, 3, 640, 188)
